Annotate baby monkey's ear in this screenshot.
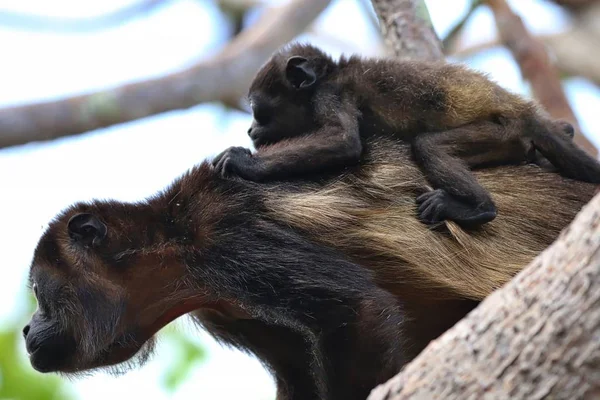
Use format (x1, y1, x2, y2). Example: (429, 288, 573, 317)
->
(285, 56, 317, 89)
(68, 213, 107, 247)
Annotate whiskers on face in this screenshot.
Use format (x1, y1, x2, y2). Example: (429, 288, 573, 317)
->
(101, 335, 157, 377)
(58, 333, 157, 379)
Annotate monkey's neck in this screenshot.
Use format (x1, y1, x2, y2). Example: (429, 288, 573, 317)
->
(141, 162, 256, 244)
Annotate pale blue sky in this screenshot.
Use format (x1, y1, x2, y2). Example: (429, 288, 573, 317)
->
(0, 0, 598, 399)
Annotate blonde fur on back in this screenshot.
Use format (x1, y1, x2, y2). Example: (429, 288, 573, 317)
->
(265, 138, 594, 301)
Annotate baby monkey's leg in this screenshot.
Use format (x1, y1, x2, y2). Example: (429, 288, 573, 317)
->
(411, 120, 532, 227)
(526, 118, 600, 183)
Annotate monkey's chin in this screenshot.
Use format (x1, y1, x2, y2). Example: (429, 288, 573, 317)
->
(54, 335, 157, 377)
(86, 335, 157, 376)
(29, 350, 65, 373)
(56, 299, 210, 376)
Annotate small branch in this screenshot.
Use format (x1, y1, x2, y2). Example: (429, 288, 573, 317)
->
(442, 0, 483, 52)
(370, 0, 444, 61)
(217, 0, 266, 37)
(450, 32, 600, 89)
(369, 191, 600, 400)
(450, 37, 514, 58)
(217, 0, 265, 9)
(0, 0, 171, 33)
(486, 0, 598, 156)
(550, 0, 600, 10)
(0, 0, 332, 149)
(546, 30, 600, 87)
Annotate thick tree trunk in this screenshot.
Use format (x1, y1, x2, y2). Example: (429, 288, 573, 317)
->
(370, 0, 443, 61)
(368, 1, 600, 398)
(368, 192, 600, 400)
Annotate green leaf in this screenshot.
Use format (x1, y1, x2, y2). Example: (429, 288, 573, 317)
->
(160, 327, 207, 393)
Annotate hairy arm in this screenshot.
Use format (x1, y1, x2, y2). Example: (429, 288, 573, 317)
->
(213, 100, 362, 182)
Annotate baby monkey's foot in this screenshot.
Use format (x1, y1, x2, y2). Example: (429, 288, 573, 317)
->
(556, 120, 575, 140)
(416, 189, 497, 227)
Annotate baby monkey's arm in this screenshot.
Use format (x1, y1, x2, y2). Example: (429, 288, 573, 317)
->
(212, 102, 361, 182)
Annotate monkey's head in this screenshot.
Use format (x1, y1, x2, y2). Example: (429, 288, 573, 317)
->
(23, 201, 204, 375)
(247, 43, 337, 147)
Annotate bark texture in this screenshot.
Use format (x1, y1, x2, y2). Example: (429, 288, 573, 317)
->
(370, 0, 443, 61)
(369, 192, 600, 400)
(0, 0, 331, 149)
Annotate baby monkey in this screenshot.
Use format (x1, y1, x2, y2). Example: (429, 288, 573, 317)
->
(213, 43, 600, 226)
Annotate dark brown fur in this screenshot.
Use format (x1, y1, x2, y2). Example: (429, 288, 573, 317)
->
(213, 43, 600, 227)
(23, 139, 597, 399)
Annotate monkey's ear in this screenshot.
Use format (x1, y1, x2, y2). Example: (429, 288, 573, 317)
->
(68, 213, 107, 247)
(285, 56, 316, 89)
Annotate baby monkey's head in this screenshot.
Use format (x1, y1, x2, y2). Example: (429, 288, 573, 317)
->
(247, 43, 338, 148)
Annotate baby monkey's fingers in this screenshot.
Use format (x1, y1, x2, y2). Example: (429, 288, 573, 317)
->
(212, 146, 252, 168)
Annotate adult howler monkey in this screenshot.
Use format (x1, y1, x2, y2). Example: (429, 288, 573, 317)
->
(23, 137, 597, 399)
(213, 43, 600, 227)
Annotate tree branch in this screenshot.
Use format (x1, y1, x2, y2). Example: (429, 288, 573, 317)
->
(0, 0, 331, 149)
(486, 0, 598, 156)
(546, 30, 600, 87)
(370, 0, 444, 61)
(550, 0, 600, 11)
(0, 0, 171, 33)
(217, 0, 267, 38)
(450, 31, 600, 89)
(369, 191, 600, 400)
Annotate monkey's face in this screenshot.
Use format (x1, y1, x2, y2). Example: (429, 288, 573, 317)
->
(247, 89, 315, 148)
(247, 51, 334, 148)
(24, 263, 133, 374)
(23, 205, 198, 375)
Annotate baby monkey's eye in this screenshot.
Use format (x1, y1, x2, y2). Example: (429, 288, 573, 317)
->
(253, 104, 272, 126)
(33, 283, 38, 299)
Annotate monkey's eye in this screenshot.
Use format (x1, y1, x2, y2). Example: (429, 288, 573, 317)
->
(32, 283, 52, 315)
(253, 105, 272, 126)
(33, 283, 46, 313)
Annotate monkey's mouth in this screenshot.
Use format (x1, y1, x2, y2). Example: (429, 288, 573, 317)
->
(27, 331, 77, 373)
(29, 347, 66, 373)
(27, 326, 156, 374)
(51, 332, 156, 375)
(32, 297, 223, 375)
(248, 127, 273, 148)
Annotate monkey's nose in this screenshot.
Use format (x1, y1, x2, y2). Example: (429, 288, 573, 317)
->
(23, 324, 30, 339)
(247, 127, 252, 135)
